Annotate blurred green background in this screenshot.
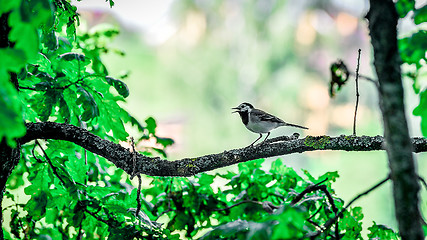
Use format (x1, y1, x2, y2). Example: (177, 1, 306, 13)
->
(73, 0, 426, 234)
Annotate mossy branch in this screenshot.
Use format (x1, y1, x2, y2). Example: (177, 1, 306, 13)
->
(20, 122, 427, 177)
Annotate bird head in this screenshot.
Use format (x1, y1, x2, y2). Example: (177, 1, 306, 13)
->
(232, 102, 254, 113)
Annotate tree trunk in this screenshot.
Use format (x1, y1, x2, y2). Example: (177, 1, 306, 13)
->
(367, 0, 424, 239)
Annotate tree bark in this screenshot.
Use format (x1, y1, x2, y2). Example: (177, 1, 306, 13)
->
(19, 122, 427, 177)
(367, 0, 424, 239)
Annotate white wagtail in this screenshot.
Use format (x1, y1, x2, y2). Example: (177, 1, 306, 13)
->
(232, 102, 308, 147)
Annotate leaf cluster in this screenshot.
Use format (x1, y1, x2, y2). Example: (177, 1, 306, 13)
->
(139, 159, 398, 239)
(2, 0, 172, 238)
(395, 1, 427, 136)
(5, 139, 173, 239)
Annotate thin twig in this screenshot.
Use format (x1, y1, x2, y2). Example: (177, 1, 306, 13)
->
(155, 208, 173, 221)
(19, 86, 36, 90)
(130, 137, 137, 179)
(307, 219, 324, 231)
(129, 137, 143, 217)
(18, 74, 107, 91)
(136, 174, 142, 218)
(31, 143, 43, 163)
(343, 175, 390, 209)
(308, 205, 323, 221)
(212, 200, 260, 212)
(291, 178, 328, 205)
(291, 181, 340, 239)
(35, 140, 66, 185)
(77, 217, 84, 240)
(84, 208, 112, 226)
(304, 175, 390, 239)
(353, 49, 361, 136)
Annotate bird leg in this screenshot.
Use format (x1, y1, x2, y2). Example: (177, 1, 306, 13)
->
(260, 132, 271, 145)
(249, 133, 263, 147)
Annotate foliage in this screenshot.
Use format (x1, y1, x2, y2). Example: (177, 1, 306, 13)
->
(395, 0, 427, 135)
(1, 0, 422, 239)
(6, 141, 173, 239)
(6, 150, 401, 239)
(137, 159, 396, 239)
(2, 0, 170, 238)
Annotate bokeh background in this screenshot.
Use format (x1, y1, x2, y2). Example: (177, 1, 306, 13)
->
(73, 0, 426, 236)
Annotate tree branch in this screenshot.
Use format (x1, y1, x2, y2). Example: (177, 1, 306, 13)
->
(20, 122, 427, 177)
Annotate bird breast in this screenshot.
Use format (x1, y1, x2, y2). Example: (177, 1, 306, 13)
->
(245, 119, 284, 133)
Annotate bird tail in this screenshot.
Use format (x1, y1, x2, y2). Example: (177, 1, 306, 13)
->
(286, 123, 308, 130)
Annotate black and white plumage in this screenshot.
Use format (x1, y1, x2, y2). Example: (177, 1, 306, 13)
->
(232, 102, 308, 146)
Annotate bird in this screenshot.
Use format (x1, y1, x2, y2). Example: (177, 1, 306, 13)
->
(232, 102, 308, 147)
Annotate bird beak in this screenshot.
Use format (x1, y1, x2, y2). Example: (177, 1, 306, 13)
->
(231, 107, 239, 113)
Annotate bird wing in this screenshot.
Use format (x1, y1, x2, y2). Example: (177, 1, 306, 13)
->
(251, 109, 285, 124)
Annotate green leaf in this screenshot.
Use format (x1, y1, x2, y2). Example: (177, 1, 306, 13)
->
(59, 52, 86, 62)
(145, 117, 157, 135)
(200, 219, 249, 239)
(76, 85, 99, 121)
(270, 158, 283, 171)
(24, 191, 48, 220)
(399, 30, 427, 67)
(413, 89, 427, 136)
(63, 88, 82, 124)
(65, 156, 88, 183)
(108, 225, 135, 240)
(156, 136, 174, 147)
(0, 0, 21, 15)
(351, 206, 364, 221)
(32, 90, 57, 121)
(105, 76, 129, 98)
(271, 206, 306, 239)
(198, 173, 215, 186)
(8, 18, 39, 61)
(238, 158, 264, 174)
(41, 29, 58, 50)
(367, 221, 399, 239)
(45, 207, 59, 224)
(395, 0, 415, 18)
(107, 0, 115, 8)
(340, 209, 363, 238)
(414, 5, 427, 24)
(25, 164, 50, 196)
(57, 53, 90, 79)
(0, 75, 26, 147)
(58, 93, 71, 122)
(19, 0, 53, 28)
(128, 114, 145, 132)
(33, 53, 55, 77)
(0, 49, 27, 73)
(49, 187, 70, 209)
